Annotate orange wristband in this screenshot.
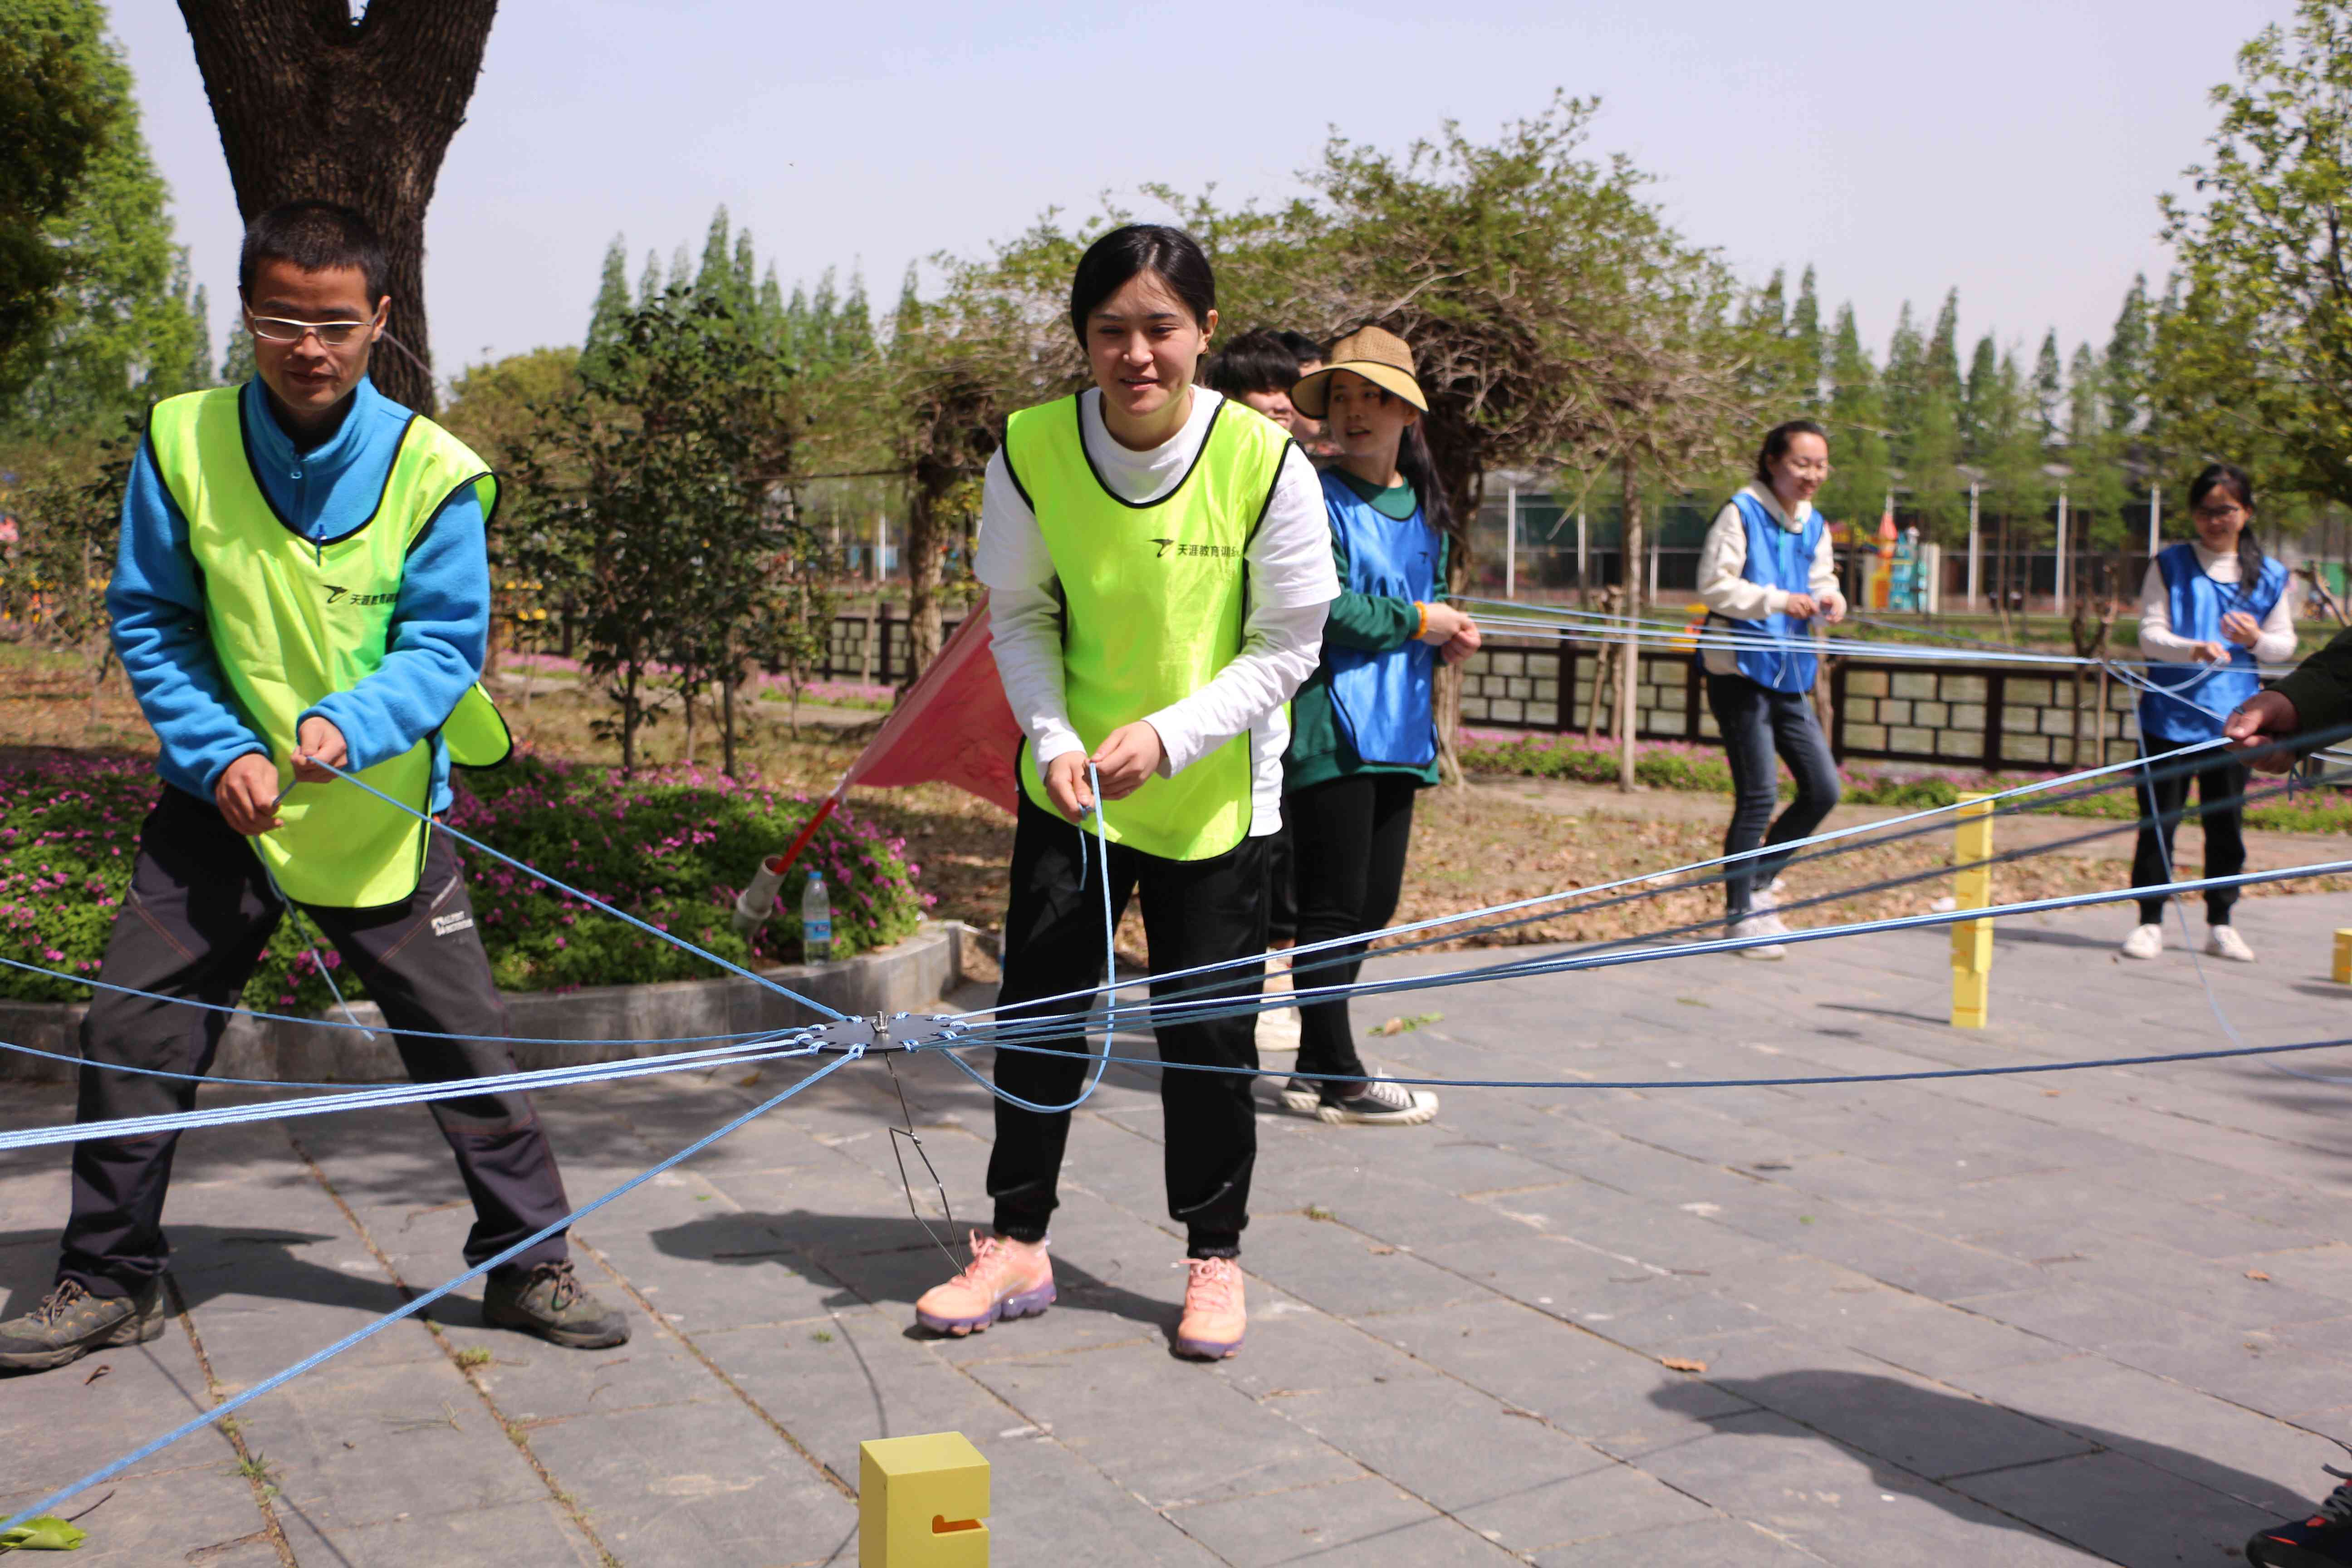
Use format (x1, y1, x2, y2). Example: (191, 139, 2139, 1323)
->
(1415, 601, 1429, 639)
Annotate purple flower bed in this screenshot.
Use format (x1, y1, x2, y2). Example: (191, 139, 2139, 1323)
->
(0, 752, 928, 1011)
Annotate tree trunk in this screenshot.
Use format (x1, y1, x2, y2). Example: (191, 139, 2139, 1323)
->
(176, 0, 500, 414)
(1616, 458, 1643, 791)
(720, 666, 738, 780)
(903, 476, 946, 686)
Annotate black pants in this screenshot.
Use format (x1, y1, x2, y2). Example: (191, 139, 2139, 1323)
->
(58, 786, 574, 1298)
(1265, 821, 1298, 947)
(1287, 774, 1419, 1097)
(1705, 671, 1842, 919)
(987, 795, 1265, 1258)
(2131, 749, 2249, 926)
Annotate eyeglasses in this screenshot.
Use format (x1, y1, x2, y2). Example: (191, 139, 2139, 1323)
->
(2192, 505, 2247, 524)
(245, 313, 371, 348)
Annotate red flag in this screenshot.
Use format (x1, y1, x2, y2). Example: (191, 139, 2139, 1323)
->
(843, 598, 1021, 813)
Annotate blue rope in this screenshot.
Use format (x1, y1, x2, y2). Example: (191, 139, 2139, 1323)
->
(954, 1024, 2352, 1091)
(0, 1043, 864, 1535)
(943, 763, 1118, 1115)
(0, 1038, 828, 1152)
(293, 758, 843, 1021)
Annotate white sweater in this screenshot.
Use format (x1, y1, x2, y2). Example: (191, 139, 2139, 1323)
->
(974, 387, 1338, 836)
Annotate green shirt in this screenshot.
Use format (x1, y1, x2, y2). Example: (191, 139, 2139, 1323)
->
(1284, 472, 1447, 794)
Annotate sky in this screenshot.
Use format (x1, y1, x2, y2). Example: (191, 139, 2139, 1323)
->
(116, 0, 2296, 383)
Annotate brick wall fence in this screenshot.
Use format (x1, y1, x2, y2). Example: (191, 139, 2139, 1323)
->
(1459, 637, 2144, 768)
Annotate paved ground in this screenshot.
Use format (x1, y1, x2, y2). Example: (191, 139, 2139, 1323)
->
(9, 886, 2352, 1565)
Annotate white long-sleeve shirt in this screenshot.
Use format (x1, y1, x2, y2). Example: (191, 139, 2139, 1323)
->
(975, 386, 1337, 836)
(1695, 484, 1846, 676)
(2137, 544, 2296, 665)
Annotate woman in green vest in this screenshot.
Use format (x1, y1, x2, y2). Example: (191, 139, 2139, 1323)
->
(914, 226, 1337, 1361)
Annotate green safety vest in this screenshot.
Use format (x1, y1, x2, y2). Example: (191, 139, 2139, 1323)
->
(1005, 393, 1291, 861)
(146, 387, 512, 908)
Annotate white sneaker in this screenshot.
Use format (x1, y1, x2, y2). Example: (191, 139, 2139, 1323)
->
(1755, 877, 1789, 911)
(2205, 925, 2256, 963)
(1731, 914, 1786, 960)
(2120, 923, 2164, 960)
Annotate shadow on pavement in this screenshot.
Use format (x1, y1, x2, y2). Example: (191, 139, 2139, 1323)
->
(648, 1210, 1173, 1334)
(1650, 1368, 2307, 1547)
(0, 1223, 396, 1324)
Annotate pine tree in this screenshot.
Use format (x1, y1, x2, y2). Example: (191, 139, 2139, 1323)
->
(1883, 303, 1925, 466)
(637, 249, 662, 309)
(890, 263, 922, 351)
(695, 206, 733, 303)
(582, 235, 630, 376)
(1788, 265, 1824, 407)
(732, 229, 758, 309)
(2106, 274, 2150, 437)
(183, 281, 212, 388)
(1962, 334, 1999, 461)
(808, 268, 839, 366)
(2032, 330, 2064, 451)
(755, 265, 786, 352)
(1818, 303, 1890, 526)
(833, 266, 874, 362)
(221, 318, 255, 384)
(783, 283, 809, 364)
(1908, 385, 1967, 543)
(1925, 288, 1962, 395)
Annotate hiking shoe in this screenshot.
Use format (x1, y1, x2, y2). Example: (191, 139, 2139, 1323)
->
(1174, 1257, 1245, 1359)
(2248, 1470, 2352, 1565)
(1318, 1075, 1439, 1127)
(914, 1231, 1054, 1337)
(2208, 925, 2258, 963)
(2120, 923, 2164, 960)
(483, 1259, 629, 1349)
(0, 1279, 166, 1373)
(1731, 914, 1786, 960)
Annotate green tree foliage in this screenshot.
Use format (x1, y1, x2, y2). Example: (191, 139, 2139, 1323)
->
(2105, 273, 2151, 438)
(502, 287, 822, 777)
(1818, 304, 1890, 527)
(2156, 0, 2352, 510)
(1924, 289, 1962, 396)
(2032, 330, 2064, 450)
(0, 20, 115, 407)
(439, 345, 579, 469)
(580, 236, 630, 379)
(5, 0, 201, 435)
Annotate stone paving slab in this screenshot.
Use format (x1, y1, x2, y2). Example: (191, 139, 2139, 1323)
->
(9, 887, 2352, 1563)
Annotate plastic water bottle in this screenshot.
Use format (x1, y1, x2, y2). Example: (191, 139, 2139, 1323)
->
(800, 868, 833, 965)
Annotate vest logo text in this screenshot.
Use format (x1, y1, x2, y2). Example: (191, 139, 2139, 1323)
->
(1150, 539, 1241, 561)
(323, 583, 399, 608)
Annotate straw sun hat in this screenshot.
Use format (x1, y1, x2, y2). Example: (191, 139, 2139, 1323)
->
(1290, 326, 1427, 418)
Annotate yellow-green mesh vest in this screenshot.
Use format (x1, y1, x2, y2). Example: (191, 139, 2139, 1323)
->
(1006, 393, 1292, 861)
(146, 387, 512, 907)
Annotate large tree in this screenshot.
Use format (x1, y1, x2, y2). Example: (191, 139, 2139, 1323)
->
(0, 15, 115, 408)
(176, 0, 497, 412)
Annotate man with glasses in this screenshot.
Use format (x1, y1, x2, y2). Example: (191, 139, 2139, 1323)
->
(0, 201, 626, 1374)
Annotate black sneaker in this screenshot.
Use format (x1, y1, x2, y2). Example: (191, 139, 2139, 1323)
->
(482, 1259, 629, 1349)
(1316, 1076, 1440, 1127)
(1279, 1076, 1319, 1114)
(0, 1279, 167, 1373)
(2249, 1467, 2352, 1565)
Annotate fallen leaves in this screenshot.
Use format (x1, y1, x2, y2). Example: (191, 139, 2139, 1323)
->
(1367, 1013, 1442, 1037)
(1659, 1356, 1709, 1374)
(2246, 1269, 2273, 1283)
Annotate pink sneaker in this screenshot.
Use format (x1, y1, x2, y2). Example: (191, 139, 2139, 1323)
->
(1174, 1257, 1246, 1359)
(914, 1231, 1055, 1337)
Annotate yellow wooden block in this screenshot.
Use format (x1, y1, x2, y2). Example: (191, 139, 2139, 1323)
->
(2335, 928, 2352, 985)
(860, 1432, 989, 1568)
(1951, 966, 1989, 1029)
(1950, 919, 1992, 973)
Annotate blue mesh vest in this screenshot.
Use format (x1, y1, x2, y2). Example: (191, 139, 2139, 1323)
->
(1717, 491, 1825, 693)
(2137, 542, 2288, 745)
(1322, 470, 1439, 767)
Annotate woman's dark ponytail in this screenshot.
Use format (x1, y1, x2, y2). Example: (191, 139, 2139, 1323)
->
(1394, 419, 1458, 549)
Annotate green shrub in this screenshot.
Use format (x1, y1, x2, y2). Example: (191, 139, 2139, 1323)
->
(0, 753, 926, 1012)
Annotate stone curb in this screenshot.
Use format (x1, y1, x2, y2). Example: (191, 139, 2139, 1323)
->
(0, 920, 979, 1085)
